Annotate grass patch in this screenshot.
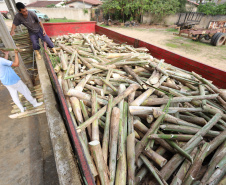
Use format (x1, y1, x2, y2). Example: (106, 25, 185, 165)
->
(149, 28, 157, 32)
(99, 24, 110, 28)
(166, 28, 178, 32)
(166, 42, 179, 48)
(173, 36, 183, 40)
(48, 18, 77, 23)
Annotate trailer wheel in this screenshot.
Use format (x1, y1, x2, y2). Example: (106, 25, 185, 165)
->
(213, 33, 226, 46)
(211, 33, 221, 45)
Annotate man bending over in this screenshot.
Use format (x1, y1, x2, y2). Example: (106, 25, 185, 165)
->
(10, 2, 56, 59)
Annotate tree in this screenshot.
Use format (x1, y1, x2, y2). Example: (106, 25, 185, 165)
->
(101, 0, 184, 23)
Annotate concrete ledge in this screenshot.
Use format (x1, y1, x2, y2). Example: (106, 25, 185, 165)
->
(36, 56, 82, 185)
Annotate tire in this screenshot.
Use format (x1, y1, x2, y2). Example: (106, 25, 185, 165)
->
(213, 33, 226, 46)
(211, 33, 221, 45)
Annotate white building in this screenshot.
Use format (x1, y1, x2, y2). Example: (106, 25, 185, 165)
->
(65, 0, 102, 9)
(0, 0, 36, 11)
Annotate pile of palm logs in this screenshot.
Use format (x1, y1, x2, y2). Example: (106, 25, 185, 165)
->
(48, 33, 226, 185)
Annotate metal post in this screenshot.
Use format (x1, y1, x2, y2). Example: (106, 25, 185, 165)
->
(0, 13, 33, 88)
(4, 0, 15, 20)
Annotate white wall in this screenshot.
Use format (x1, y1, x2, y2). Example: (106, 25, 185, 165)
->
(143, 13, 226, 28)
(28, 7, 91, 21)
(0, 2, 8, 11)
(66, 2, 92, 9)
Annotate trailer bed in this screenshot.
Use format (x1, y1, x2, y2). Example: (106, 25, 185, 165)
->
(43, 21, 226, 184)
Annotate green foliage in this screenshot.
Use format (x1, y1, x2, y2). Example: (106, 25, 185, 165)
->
(83, 8, 89, 14)
(198, 2, 226, 15)
(46, 4, 56, 8)
(178, 0, 187, 12)
(148, 0, 180, 22)
(102, 0, 185, 23)
(49, 18, 77, 23)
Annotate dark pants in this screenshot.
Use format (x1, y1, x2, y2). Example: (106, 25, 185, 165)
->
(29, 28, 54, 50)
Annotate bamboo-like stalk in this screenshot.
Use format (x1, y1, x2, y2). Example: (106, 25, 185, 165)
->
(65, 68, 103, 79)
(135, 146, 167, 184)
(192, 71, 226, 101)
(134, 119, 148, 134)
(115, 127, 127, 185)
(147, 70, 161, 85)
(70, 97, 88, 146)
(67, 89, 108, 105)
(165, 138, 194, 163)
(89, 140, 109, 185)
(135, 114, 165, 161)
(74, 74, 92, 91)
(80, 100, 92, 139)
(115, 85, 127, 185)
(102, 95, 113, 163)
(109, 107, 120, 185)
(171, 147, 198, 185)
(135, 167, 148, 185)
(59, 49, 68, 70)
(141, 94, 218, 106)
(1, 48, 27, 52)
(103, 69, 113, 95)
(81, 33, 97, 56)
(200, 141, 226, 184)
(85, 84, 104, 96)
(123, 101, 128, 144)
(206, 130, 226, 156)
(128, 92, 135, 135)
(143, 146, 167, 167)
(100, 77, 118, 93)
(179, 115, 207, 126)
(92, 90, 99, 141)
(123, 65, 147, 89)
(76, 84, 140, 132)
(65, 50, 76, 77)
(79, 135, 98, 177)
(78, 55, 93, 69)
(183, 142, 210, 185)
(162, 81, 180, 90)
(149, 134, 193, 141)
(158, 113, 222, 181)
(131, 105, 203, 114)
(205, 156, 226, 185)
(127, 132, 135, 185)
(160, 124, 219, 137)
(140, 154, 167, 185)
(131, 75, 168, 106)
(199, 84, 207, 106)
(203, 105, 226, 121)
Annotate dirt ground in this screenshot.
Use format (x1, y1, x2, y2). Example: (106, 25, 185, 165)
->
(107, 26, 226, 71)
(0, 83, 59, 185)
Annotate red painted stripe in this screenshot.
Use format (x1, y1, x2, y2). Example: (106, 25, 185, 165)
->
(43, 22, 96, 37)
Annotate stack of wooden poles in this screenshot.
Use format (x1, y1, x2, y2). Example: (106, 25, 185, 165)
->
(47, 33, 226, 185)
(9, 84, 45, 119)
(13, 31, 33, 65)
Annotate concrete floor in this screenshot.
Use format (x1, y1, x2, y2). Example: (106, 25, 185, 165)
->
(0, 83, 59, 185)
